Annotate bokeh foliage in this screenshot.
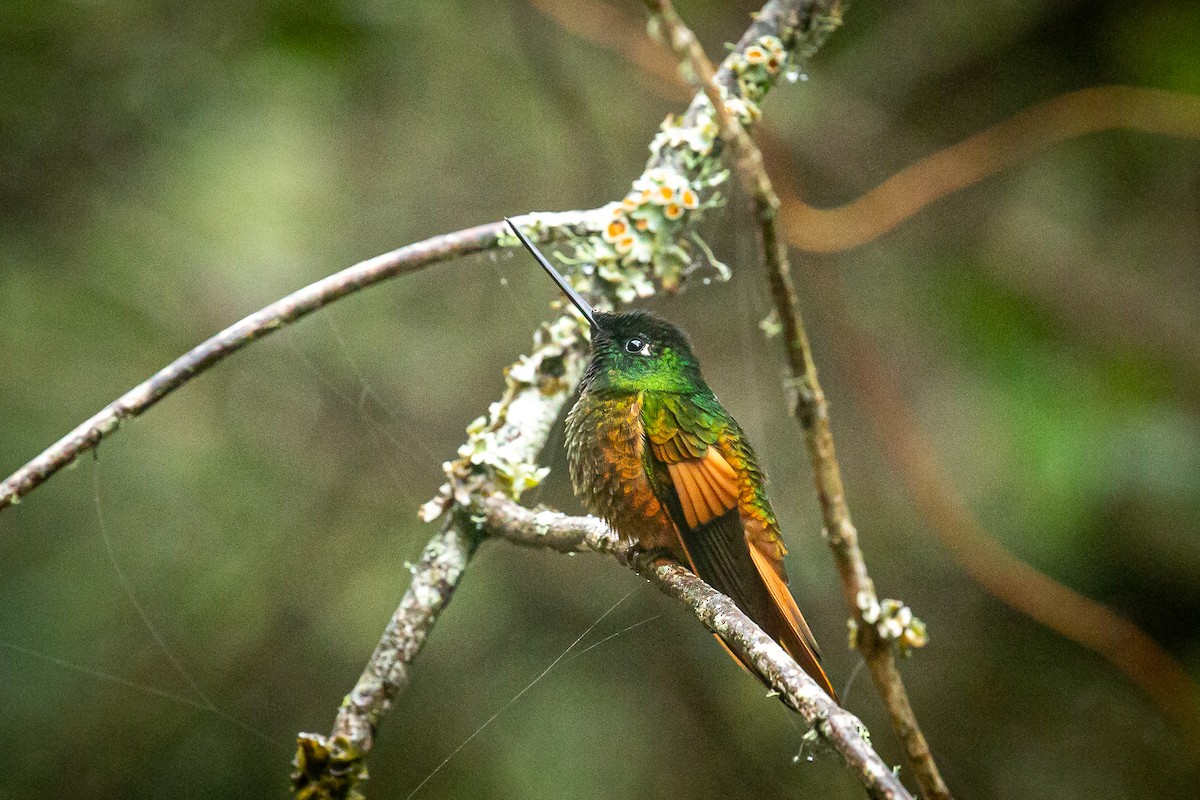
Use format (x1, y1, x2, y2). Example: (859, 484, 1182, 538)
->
(1, 1, 1198, 798)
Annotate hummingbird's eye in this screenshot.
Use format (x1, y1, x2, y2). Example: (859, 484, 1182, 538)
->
(624, 337, 652, 356)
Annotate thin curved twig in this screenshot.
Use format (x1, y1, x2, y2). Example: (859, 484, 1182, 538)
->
(644, 2, 951, 799)
(0, 226, 505, 511)
(0, 214, 602, 514)
(779, 86, 1200, 252)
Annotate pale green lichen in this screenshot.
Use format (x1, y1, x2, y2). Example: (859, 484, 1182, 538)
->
(759, 307, 782, 338)
(730, 34, 788, 105)
(555, 161, 729, 297)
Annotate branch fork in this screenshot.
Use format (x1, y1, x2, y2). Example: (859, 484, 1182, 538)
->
(0, 3, 946, 799)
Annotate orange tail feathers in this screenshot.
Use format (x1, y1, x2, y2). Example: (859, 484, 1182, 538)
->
(748, 542, 840, 703)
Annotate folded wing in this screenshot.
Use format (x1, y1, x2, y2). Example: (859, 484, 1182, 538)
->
(641, 393, 837, 701)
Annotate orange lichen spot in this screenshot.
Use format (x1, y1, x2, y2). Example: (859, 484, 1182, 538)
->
(745, 46, 767, 65)
(603, 218, 629, 242)
(635, 217, 650, 231)
(653, 185, 676, 205)
(681, 189, 699, 209)
(664, 202, 684, 221)
(615, 234, 636, 254)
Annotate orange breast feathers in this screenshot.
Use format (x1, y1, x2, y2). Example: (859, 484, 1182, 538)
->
(566, 392, 680, 550)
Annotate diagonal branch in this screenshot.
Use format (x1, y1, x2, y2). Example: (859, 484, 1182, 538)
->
(644, 2, 951, 799)
(469, 493, 915, 800)
(293, 518, 478, 800)
(806, 266, 1200, 771)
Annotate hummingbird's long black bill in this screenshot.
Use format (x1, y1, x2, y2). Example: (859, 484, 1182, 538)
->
(505, 217, 597, 329)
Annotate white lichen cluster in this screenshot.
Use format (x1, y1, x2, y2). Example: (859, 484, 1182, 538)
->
(420, 316, 587, 521)
(849, 590, 929, 655)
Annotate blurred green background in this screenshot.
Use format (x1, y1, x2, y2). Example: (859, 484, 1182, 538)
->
(2, 1, 1199, 798)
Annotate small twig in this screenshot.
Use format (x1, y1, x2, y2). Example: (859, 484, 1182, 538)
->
(645, 2, 952, 799)
(471, 493, 915, 800)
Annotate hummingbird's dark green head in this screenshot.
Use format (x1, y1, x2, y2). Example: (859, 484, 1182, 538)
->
(584, 310, 704, 395)
(506, 218, 706, 396)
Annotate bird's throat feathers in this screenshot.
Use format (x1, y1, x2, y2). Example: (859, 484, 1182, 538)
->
(582, 310, 707, 395)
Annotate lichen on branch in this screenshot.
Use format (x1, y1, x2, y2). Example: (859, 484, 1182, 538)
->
(423, 1, 838, 519)
(295, 4, 862, 799)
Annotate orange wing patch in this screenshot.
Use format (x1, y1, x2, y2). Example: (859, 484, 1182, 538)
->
(665, 448, 740, 528)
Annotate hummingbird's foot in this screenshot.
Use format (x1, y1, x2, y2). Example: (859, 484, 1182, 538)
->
(626, 541, 680, 569)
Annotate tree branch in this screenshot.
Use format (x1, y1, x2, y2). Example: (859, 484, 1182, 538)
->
(470, 493, 915, 800)
(293, 2, 858, 797)
(644, 2, 952, 798)
(0, 215, 598, 513)
(293, 518, 478, 800)
(806, 265, 1200, 771)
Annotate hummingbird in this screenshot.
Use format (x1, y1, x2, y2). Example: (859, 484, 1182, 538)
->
(506, 219, 837, 701)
